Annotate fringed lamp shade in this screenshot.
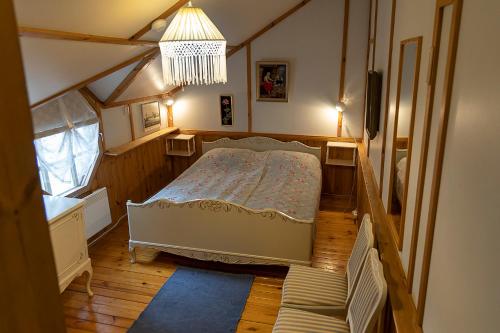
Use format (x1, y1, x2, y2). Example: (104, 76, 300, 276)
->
(159, 4, 227, 86)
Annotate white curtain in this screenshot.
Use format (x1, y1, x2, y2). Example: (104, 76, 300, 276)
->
(32, 91, 100, 195)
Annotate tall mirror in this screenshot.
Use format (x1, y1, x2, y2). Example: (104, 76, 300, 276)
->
(387, 36, 422, 249)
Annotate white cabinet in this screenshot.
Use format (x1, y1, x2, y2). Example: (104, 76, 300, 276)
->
(43, 195, 93, 296)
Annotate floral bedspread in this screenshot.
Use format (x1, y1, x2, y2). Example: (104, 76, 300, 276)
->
(146, 148, 322, 221)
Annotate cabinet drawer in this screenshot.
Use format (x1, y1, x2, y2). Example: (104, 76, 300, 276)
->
(49, 210, 85, 277)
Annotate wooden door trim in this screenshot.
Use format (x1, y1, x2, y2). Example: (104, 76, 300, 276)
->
(386, 36, 423, 250)
(361, 0, 374, 143)
(378, 0, 397, 196)
(415, 0, 463, 324)
(337, 0, 350, 137)
(0, 0, 66, 330)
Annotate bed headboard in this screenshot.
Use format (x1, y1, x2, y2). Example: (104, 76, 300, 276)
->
(202, 136, 322, 161)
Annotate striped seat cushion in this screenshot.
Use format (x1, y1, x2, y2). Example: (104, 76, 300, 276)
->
(282, 265, 348, 309)
(273, 307, 350, 333)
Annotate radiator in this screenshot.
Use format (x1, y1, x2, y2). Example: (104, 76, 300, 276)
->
(83, 187, 112, 239)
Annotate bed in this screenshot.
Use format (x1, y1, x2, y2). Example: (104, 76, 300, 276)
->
(394, 149, 408, 204)
(127, 137, 322, 266)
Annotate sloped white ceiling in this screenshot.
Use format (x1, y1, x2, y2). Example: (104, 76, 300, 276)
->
(14, 0, 179, 37)
(15, 0, 304, 104)
(116, 57, 176, 101)
(88, 61, 140, 102)
(20, 38, 148, 104)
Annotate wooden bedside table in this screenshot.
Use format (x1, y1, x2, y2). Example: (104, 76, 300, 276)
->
(325, 141, 357, 167)
(166, 134, 196, 157)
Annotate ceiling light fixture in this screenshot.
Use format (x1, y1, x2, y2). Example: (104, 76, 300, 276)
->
(152, 19, 167, 31)
(159, 1, 227, 86)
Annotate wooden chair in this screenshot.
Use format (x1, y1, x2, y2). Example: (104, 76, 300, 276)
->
(281, 214, 374, 315)
(273, 248, 387, 333)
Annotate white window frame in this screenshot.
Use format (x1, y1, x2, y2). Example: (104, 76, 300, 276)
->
(36, 131, 104, 198)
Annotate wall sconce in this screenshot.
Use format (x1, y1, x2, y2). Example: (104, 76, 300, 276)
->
(335, 101, 346, 112)
(165, 97, 175, 106)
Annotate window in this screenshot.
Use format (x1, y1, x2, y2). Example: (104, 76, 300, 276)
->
(32, 91, 101, 196)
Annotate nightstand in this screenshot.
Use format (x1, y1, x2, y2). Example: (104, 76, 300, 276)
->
(325, 141, 357, 167)
(166, 134, 196, 157)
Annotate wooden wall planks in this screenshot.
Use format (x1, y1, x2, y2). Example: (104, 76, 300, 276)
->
(89, 136, 174, 223)
(357, 143, 421, 333)
(88, 130, 359, 231)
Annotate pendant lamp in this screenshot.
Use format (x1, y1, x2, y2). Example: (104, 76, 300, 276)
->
(159, 1, 227, 86)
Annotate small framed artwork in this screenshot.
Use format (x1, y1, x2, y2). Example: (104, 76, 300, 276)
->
(256, 61, 289, 102)
(220, 95, 234, 126)
(141, 101, 161, 133)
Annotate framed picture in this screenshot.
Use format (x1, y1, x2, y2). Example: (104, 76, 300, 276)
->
(256, 61, 289, 102)
(220, 95, 234, 126)
(141, 101, 161, 133)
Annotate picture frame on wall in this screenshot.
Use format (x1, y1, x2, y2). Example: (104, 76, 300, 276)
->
(256, 61, 289, 102)
(220, 95, 234, 126)
(141, 101, 161, 133)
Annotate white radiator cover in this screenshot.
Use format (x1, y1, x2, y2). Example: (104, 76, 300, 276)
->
(83, 187, 112, 239)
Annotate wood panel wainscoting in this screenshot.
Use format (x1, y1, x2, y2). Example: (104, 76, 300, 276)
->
(178, 130, 359, 197)
(87, 134, 175, 224)
(85, 129, 360, 240)
(357, 143, 421, 333)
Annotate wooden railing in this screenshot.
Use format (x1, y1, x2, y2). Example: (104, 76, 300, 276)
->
(356, 143, 422, 333)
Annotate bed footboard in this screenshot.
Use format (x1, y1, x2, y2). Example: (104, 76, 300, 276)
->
(127, 199, 314, 266)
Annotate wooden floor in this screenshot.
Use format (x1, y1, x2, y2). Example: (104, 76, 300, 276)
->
(63, 196, 357, 333)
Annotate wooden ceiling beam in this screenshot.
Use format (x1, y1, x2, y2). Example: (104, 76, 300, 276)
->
(226, 0, 312, 57)
(79, 87, 103, 112)
(129, 0, 190, 41)
(31, 47, 158, 108)
(103, 93, 169, 108)
(19, 26, 236, 49)
(19, 26, 158, 46)
(103, 86, 181, 108)
(104, 49, 160, 105)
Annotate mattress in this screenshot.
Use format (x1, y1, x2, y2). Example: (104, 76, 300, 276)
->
(146, 147, 322, 221)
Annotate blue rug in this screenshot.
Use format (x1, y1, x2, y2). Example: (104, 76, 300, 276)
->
(128, 267, 254, 333)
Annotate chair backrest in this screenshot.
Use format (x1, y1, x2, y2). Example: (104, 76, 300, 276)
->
(347, 248, 387, 333)
(346, 214, 374, 303)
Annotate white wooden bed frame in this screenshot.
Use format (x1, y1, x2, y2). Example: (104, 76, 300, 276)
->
(127, 136, 321, 266)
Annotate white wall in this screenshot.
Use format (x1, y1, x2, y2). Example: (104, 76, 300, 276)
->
(250, 0, 343, 136)
(99, 0, 370, 147)
(101, 101, 169, 149)
(172, 50, 248, 132)
(396, 42, 417, 138)
(367, 0, 500, 331)
(341, 0, 370, 139)
(368, 0, 436, 287)
(101, 106, 131, 149)
(171, 0, 369, 138)
(422, 0, 500, 331)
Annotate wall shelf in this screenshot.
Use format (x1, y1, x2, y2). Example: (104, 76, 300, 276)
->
(325, 141, 357, 167)
(105, 127, 178, 156)
(166, 134, 196, 157)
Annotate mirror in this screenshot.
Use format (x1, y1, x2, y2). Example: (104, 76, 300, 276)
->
(387, 37, 422, 249)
